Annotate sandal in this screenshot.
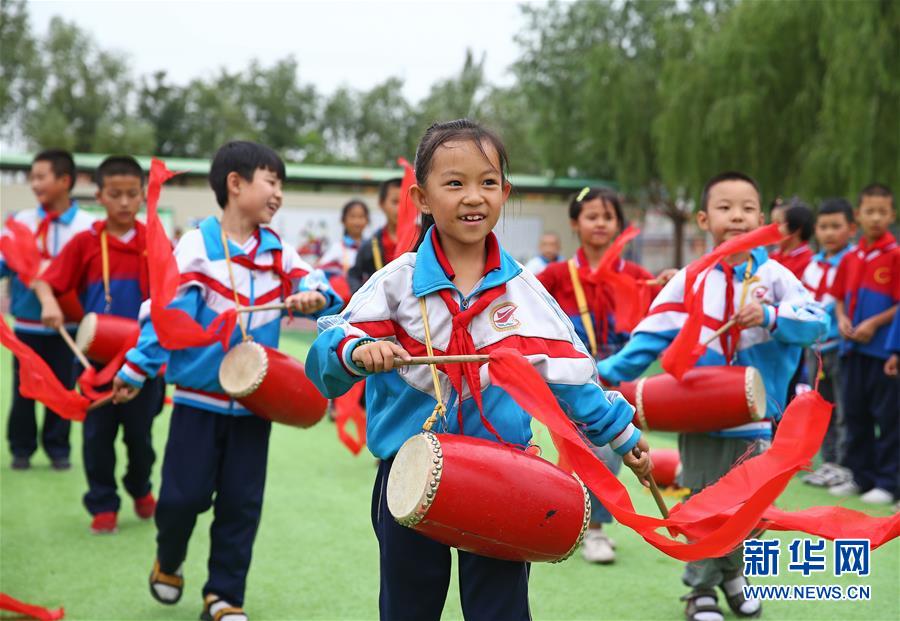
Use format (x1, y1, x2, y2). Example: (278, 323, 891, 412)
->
(149, 559, 183, 605)
(681, 589, 724, 621)
(720, 574, 762, 618)
(200, 594, 248, 621)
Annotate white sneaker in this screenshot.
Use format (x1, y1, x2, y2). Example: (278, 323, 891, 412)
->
(581, 528, 616, 564)
(829, 481, 861, 497)
(859, 488, 894, 505)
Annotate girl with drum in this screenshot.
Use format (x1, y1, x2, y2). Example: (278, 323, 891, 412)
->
(316, 199, 370, 307)
(537, 188, 668, 564)
(307, 119, 652, 621)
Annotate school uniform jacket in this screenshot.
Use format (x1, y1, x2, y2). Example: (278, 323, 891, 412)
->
(41, 220, 149, 320)
(597, 247, 829, 441)
(307, 226, 641, 460)
(800, 246, 851, 353)
(770, 243, 814, 280)
(316, 235, 360, 277)
(116, 216, 342, 415)
(0, 202, 96, 333)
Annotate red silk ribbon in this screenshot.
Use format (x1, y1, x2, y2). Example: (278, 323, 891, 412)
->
(0, 593, 64, 621)
(486, 348, 899, 560)
(393, 158, 419, 256)
(591, 225, 651, 333)
(333, 380, 367, 455)
(1, 219, 42, 286)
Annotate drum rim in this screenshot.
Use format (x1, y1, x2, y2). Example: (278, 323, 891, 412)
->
(552, 473, 591, 564)
(744, 366, 766, 421)
(75, 312, 98, 353)
(390, 432, 443, 528)
(219, 340, 268, 398)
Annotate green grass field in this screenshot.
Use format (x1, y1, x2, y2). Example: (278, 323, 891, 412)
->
(1, 331, 897, 620)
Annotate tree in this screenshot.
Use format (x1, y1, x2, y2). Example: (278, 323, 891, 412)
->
(138, 71, 189, 156)
(0, 0, 43, 142)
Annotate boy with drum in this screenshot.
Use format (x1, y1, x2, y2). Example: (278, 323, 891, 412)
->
(33, 156, 164, 534)
(597, 171, 828, 621)
(111, 141, 341, 621)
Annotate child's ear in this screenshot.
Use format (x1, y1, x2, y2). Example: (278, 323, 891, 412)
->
(696, 209, 710, 232)
(226, 171, 243, 197)
(758, 211, 765, 227)
(502, 181, 512, 203)
(94, 189, 102, 202)
(410, 184, 429, 214)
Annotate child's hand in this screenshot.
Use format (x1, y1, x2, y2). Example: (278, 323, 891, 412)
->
(40, 298, 64, 330)
(884, 355, 898, 377)
(285, 291, 327, 315)
(838, 315, 855, 340)
(735, 301, 765, 328)
(850, 318, 877, 343)
(622, 436, 652, 484)
(351, 341, 411, 373)
(655, 268, 678, 286)
(112, 376, 139, 404)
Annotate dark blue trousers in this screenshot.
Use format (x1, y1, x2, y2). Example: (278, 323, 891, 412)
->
(373, 458, 531, 621)
(7, 330, 74, 460)
(82, 376, 164, 515)
(155, 404, 271, 606)
(841, 353, 899, 493)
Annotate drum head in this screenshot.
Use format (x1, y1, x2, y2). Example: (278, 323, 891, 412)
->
(219, 341, 267, 397)
(75, 312, 98, 353)
(387, 434, 440, 523)
(746, 367, 767, 420)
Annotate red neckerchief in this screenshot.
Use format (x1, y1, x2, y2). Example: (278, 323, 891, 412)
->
(380, 227, 397, 263)
(846, 232, 897, 317)
(35, 210, 62, 258)
(576, 247, 614, 346)
(228, 231, 294, 300)
(718, 261, 743, 363)
(813, 260, 831, 301)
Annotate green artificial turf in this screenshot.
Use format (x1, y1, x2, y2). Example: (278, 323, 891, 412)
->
(0, 330, 897, 620)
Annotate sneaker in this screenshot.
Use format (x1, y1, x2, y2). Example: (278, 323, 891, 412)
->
(803, 463, 852, 487)
(859, 488, 894, 505)
(581, 528, 616, 564)
(828, 481, 861, 497)
(91, 512, 118, 534)
(11, 456, 30, 470)
(51, 457, 71, 471)
(134, 492, 156, 520)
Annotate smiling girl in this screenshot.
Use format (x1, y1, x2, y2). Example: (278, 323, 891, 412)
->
(307, 119, 650, 620)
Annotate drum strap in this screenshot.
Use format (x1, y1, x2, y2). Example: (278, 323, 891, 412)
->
(372, 237, 384, 271)
(220, 228, 250, 342)
(568, 259, 598, 357)
(418, 297, 447, 431)
(100, 229, 113, 312)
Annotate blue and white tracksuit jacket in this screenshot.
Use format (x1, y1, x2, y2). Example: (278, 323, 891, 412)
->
(0, 203, 96, 333)
(116, 216, 342, 415)
(597, 247, 829, 441)
(307, 227, 641, 460)
(800, 247, 851, 353)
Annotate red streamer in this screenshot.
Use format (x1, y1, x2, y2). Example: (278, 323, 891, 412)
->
(0, 593, 64, 621)
(144, 159, 237, 351)
(660, 224, 784, 380)
(0, 319, 88, 422)
(487, 348, 899, 560)
(592, 225, 652, 333)
(333, 381, 367, 455)
(393, 158, 419, 256)
(0, 219, 42, 286)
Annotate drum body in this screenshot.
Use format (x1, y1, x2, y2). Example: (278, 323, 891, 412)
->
(650, 448, 681, 488)
(218, 341, 327, 428)
(75, 312, 140, 363)
(387, 432, 590, 563)
(618, 366, 766, 433)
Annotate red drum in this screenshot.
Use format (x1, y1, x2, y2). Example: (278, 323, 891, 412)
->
(650, 448, 682, 488)
(618, 366, 766, 433)
(218, 341, 327, 428)
(58, 290, 85, 322)
(75, 312, 140, 363)
(387, 432, 590, 563)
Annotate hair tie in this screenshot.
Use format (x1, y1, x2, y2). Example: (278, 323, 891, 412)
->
(576, 187, 591, 202)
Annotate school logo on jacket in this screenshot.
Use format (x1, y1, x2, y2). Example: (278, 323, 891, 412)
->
(490, 302, 520, 331)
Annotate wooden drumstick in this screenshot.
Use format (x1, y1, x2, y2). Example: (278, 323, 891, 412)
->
(87, 394, 114, 411)
(702, 317, 737, 347)
(58, 326, 91, 370)
(632, 446, 669, 519)
(395, 354, 490, 366)
(237, 303, 287, 314)
(642, 278, 662, 286)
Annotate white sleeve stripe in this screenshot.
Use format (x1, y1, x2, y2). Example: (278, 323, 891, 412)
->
(610, 423, 637, 450)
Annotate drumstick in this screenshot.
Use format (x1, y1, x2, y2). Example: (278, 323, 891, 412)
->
(58, 326, 92, 370)
(236, 303, 287, 314)
(702, 317, 737, 347)
(395, 355, 490, 366)
(632, 446, 669, 519)
(642, 278, 662, 286)
(87, 394, 114, 411)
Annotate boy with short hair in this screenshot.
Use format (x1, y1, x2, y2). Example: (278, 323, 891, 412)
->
(598, 172, 828, 621)
(799, 198, 856, 487)
(524, 231, 562, 275)
(112, 141, 342, 621)
(829, 183, 898, 505)
(0, 149, 95, 470)
(347, 177, 401, 292)
(770, 199, 815, 279)
(32, 155, 164, 534)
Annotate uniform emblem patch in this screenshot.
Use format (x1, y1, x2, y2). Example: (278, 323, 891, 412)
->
(490, 302, 520, 331)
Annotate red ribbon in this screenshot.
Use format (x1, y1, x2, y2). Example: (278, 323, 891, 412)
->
(661, 224, 784, 380)
(34, 211, 61, 259)
(487, 348, 899, 560)
(333, 381, 367, 455)
(585, 225, 652, 334)
(0, 593, 64, 621)
(393, 158, 419, 256)
(144, 159, 237, 351)
(1, 218, 42, 286)
(0, 319, 88, 422)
